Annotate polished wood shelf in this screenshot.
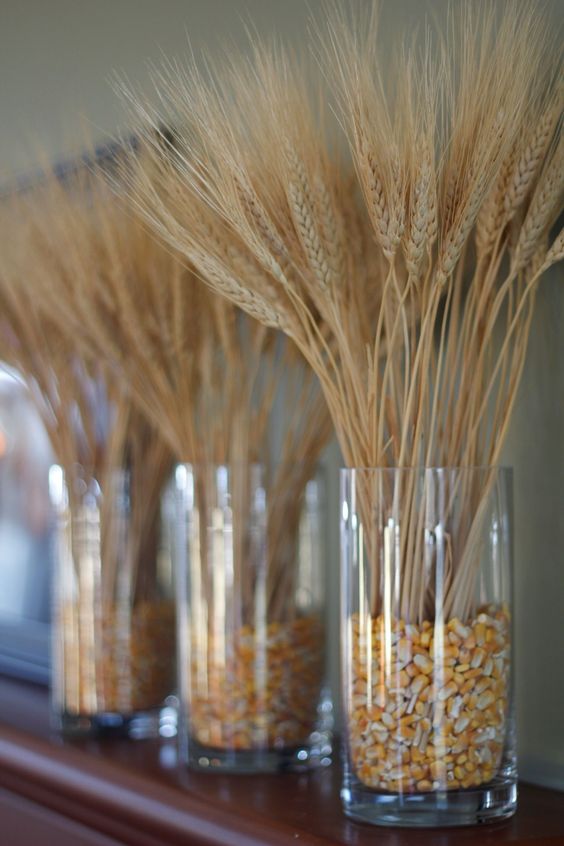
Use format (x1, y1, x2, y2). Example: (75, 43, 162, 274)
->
(1, 676, 563, 846)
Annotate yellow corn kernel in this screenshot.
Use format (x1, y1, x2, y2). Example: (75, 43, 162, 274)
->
(413, 653, 434, 674)
(398, 669, 410, 687)
(438, 680, 458, 701)
(417, 779, 433, 792)
(430, 760, 447, 780)
(400, 726, 416, 740)
(475, 623, 486, 646)
(454, 715, 470, 734)
(411, 674, 431, 695)
(471, 648, 486, 669)
(411, 747, 424, 764)
(477, 691, 495, 710)
(381, 711, 395, 729)
(397, 638, 412, 664)
(475, 677, 491, 695)
(482, 767, 494, 783)
(452, 733, 469, 754)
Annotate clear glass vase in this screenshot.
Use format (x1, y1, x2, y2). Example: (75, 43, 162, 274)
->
(175, 463, 332, 772)
(49, 465, 177, 738)
(340, 467, 515, 826)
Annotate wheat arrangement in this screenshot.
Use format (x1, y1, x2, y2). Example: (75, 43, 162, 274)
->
(12, 165, 331, 624)
(116, 2, 562, 626)
(0, 182, 174, 609)
(0, 180, 177, 717)
(10, 160, 332, 747)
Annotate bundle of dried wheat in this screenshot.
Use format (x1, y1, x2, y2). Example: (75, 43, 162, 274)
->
(118, 2, 562, 622)
(0, 182, 173, 589)
(0, 184, 176, 716)
(7, 166, 331, 621)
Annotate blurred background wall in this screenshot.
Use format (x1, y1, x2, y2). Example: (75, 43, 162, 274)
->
(0, 0, 562, 788)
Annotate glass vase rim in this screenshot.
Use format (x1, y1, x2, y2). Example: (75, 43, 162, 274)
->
(175, 460, 323, 471)
(340, 464, 512, 472)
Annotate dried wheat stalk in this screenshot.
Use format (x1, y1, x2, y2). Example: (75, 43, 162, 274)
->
(10, 165, 332, 622)
(0, 185, 173, 607)
(117, 1, 563, 624)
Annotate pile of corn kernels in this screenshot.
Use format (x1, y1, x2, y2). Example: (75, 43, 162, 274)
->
(348, 605, 510, 793)
(190, 614, 324, 750)
(62, 598, 176, 715)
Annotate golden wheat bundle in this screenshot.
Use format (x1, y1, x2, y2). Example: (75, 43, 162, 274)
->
(0, 180, 175, 723)
(109, 1, 563, 787)
(115, 2, 562, 631)
(0, 182, 173, 602)
(12, 160, 333, 756)
(13, 163, 332, 619)
(107, 0, 563, 796)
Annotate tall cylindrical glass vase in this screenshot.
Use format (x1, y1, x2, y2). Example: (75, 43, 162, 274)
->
(340, 467, 515, 826)
(175, 463, 331, 773)
(50, 465, 176, 738)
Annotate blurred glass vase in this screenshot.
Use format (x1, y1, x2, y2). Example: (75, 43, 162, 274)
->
(50, 464, 176, 738)
(175, 462, 332, 773)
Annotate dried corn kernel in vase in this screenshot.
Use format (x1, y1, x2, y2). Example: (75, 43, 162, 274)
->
(190, 614, 324, 750)
(61, 598, 176, 715)
(348, 605, 510, 793)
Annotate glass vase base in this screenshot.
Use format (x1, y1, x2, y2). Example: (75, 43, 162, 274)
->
(342, 776, 517, 828)
(56, 703, 178, 739)
(187, 735, 332, 774)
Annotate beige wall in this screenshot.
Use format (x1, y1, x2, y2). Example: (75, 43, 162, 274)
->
(502, 270, 564, 789)
(1, 0, 562, 787)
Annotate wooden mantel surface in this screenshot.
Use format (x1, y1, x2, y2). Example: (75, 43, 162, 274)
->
(0, 677, 563, 846)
